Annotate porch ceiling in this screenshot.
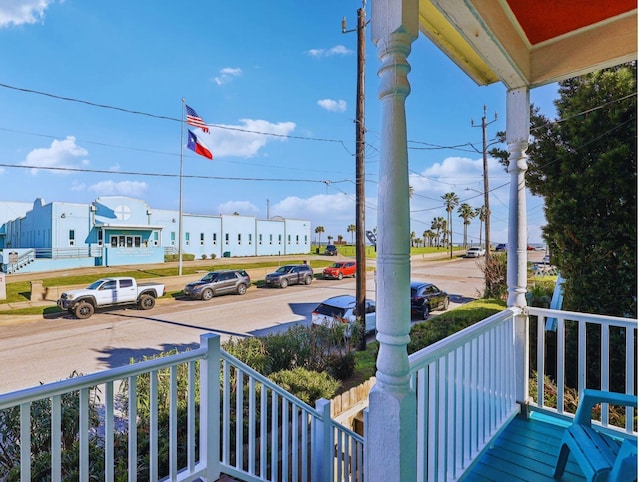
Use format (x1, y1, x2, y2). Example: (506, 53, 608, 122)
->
(419, 0, 637, 88)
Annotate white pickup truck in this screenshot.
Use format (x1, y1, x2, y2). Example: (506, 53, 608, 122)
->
(57, 277, 165, 319)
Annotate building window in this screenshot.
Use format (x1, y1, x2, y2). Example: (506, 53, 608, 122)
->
(296, 235, 299, 243)
(259, 234, 262, 245)
(305, 235, 308, 244)
(288, 234, 291, 245)
(225, 233, 229, 245)
(153, 231, 159, 246)
(110, 236, 118, 248)
(213, 233, 217, 245)
(171, 232, 176, 246)
(248, 234, 252, 245)
(185, 232, 190, 246)
(69, 229, 75, 247)
(269, 234, 273, 245)
(134, 236, 141, 248)
(200, 232, 205, 246)
(278, 234, 282, 245)
(119, 235, 125, 247)
(98, 230, 103, 246)
(238, 233, 242, 245)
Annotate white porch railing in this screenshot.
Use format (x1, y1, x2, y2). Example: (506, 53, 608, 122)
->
(0, 333, 363, 482)
(527, 306, 638, 437)
(407, 308, 521, 481)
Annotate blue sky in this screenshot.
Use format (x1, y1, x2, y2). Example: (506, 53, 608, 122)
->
(0, 1, 557, 245)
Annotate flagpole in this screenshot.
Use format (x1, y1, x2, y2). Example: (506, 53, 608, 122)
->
(178, 98, 185, 276)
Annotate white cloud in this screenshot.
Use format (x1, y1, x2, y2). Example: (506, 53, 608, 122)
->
(317, 99, 347, 112)
(306, 45, 352, 57)
(199, 118, 295, 158)
(213, 67, 242, 85)
(0, 0, 54, 27)
(70, 180, 86, 191)
(217, 200, 259, 216)
(22, 136, 89, 175)
(88, 180, 148, 197)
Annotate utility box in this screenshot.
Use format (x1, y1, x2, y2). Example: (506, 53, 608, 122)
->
(223, 251, 231, 258)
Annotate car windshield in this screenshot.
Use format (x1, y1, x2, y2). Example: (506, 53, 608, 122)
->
(314, 304, 347, 318)
(201, 273, 219, 282)
(330, 263, 343, 268)
(87, 280, 107, 290)
(275, 266, 292, 273)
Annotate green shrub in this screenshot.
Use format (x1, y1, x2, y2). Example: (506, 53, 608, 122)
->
(481, 253, 507, 299)
(527, 280, 556, 307)
(201, 254, 207, 260)
(210, 253, 217, 259)
(223, 336, 271, 374)
(326, 351, 356, 381)
(268, 368, 340, 405)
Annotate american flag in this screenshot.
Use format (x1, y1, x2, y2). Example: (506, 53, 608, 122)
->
(185, 104, 209, 133)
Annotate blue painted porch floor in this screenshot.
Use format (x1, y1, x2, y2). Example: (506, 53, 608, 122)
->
(462, 412, 587, 481)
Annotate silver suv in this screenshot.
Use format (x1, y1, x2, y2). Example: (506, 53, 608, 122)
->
(184, 270, 251, 300)
(264, 264, 313, 288)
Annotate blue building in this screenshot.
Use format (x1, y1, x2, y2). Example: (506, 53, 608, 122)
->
(0, 196, 310, 274)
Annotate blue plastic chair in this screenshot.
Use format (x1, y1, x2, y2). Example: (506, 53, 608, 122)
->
(554, 389, 638, 482)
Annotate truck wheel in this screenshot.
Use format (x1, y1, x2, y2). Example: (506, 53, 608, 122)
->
(138, 294, 156, 310)
(279, 278, 289, 289)
(74, 302, 94, 319)
(237, 284, 247, 295)
(201, 289, 214, 301)
(304, 275, 313, 285)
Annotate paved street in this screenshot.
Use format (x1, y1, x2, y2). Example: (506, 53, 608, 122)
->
(0, 252, 544, 393)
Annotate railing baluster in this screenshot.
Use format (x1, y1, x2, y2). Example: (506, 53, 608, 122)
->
(271, 390, 279, 481)
(260, 382, 268, 477)
(601, 322, 610, 425)
(236, 367, 244, 471)
(187, 360, 196, 472)
(150, 369, 158, 481)
(79, 388, 89, 482)
(248, 377, 256, 475)
(291, 402, 299, 482)
(626, 325, 635, 433)
(128, 376, 137, 482)
(222, 360, 230, 465)
(105, 381, 114, 482)
(536, 312, 545, 408)
(169, 364, 178, 480)
(51, 394, 62, 482)
(556, 318, 566, 413)
(578, 319, 587, 396)
(20, 402, 30, 482)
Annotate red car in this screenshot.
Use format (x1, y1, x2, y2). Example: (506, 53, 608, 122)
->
(322, 261, 357, 280)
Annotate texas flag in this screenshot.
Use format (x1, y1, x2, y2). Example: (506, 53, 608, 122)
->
(187, 129, 213, 160)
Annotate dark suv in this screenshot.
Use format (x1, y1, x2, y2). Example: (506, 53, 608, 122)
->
(325, 244, 338, 256)
(410, 281, 450, 319)
(264, 264, 314, 288)
(184, 270, 251, 300)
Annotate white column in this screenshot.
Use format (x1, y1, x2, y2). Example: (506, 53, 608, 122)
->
(368, 1, 418, 481)
(506, 87, 530, 409)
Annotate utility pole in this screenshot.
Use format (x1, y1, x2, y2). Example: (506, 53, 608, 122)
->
(472, 105, 498, 264)
(343, 3, 367, 351)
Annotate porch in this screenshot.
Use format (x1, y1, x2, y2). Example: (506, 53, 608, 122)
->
(0, 306, 635, 481)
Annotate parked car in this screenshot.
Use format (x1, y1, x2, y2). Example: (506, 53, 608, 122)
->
(465, 246, 486, 258)
(323, 261, 356, 280)
(183, 270, 250, 300)
(527, 245, 536, 251)
(57, 277, 165, 319)
(325, 244, 338, 256)
(495, 243, 507, 252)
(311, 295, 376, 335)
(264, 264, 314, 288)
(541, 254, 551, 265)
(410, 281, 450, 319)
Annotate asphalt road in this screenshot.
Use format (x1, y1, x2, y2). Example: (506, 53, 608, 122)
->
(0, 253, 543, 393)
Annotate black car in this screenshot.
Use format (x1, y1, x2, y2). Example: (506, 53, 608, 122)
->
(410, 281, 450, 319)
(264, 264, 314, 288)
(325, 244, 338, 256)
(184, 270, 251, 300)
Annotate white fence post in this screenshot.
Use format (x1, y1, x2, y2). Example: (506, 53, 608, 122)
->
(200, 333, 221, 481)
(314, 398, 332, 481)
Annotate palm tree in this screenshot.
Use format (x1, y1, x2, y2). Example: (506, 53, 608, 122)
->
(475, 206, 487, 246)
(410, 231, 416, 248)
(457, 203, 476, 248)
(327, 235, 334, 244)
(337, 234, 344, 245)
(440, 219, 448, 247)
(423, 229, 436, 247)
(347, 224, 356, 244)
(431, 217, 445, 247)
(442, 192, 460, 258)
(314, 226, 325, 245)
